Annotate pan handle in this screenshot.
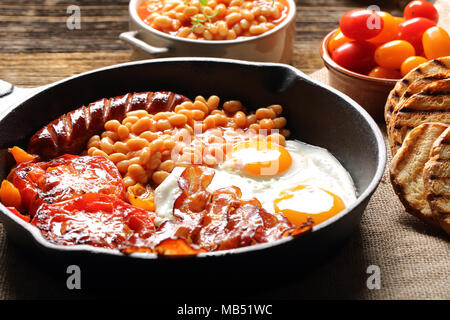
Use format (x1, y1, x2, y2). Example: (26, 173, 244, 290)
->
(119, 30, 169, 55)
(0, 80, 43, 110)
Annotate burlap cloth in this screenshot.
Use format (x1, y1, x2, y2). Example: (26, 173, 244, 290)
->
(0, 71, 449, 300)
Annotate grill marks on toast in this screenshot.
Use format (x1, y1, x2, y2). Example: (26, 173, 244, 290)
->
(423, 127, 450, 235)
(390, 123, 449, 229)
(389, 79, 450, 154)
(385, 57, 450, 126)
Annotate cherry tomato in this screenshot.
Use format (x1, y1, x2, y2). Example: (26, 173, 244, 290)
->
(368, 66, 402, 79)
(400, 56, 428, 76)
(404, 0, 439, 24)
(328, 28, 351, 54)
(332, 41, 376, 74)
(340, 9, 384, 41)
(368, 12, 398, 45)
(393, 16, 406, 26)
(422, 26, 450, 60)
(398, 17, 436, 53)
(374, 40, 416, 70)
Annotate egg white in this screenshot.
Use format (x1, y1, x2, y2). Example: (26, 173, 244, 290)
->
(153, 139, 357, 226)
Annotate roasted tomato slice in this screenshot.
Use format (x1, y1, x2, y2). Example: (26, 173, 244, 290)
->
(31, 193, 156, 249)
(11, 155, 125, 215)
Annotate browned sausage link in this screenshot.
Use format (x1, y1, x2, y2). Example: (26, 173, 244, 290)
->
(28, 91, 190, 159)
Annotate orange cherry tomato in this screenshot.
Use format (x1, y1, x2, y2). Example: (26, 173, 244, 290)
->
(393, 16, 405, 26)
(374, 40, 416, 70)
(422, 26, 450, 60)
(328, 28, 351, 54)
(368, 66, 401, 79)
(368, 12, 398, 45)
(400, 56, 428, 76)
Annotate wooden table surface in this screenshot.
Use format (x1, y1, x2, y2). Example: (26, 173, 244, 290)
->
(0, 0, 405, 88)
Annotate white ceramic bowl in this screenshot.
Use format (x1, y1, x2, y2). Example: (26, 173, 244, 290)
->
(120, 0, 296, 63)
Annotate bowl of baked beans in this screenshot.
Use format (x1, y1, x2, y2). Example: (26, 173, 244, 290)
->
(120, 0, 295, 63)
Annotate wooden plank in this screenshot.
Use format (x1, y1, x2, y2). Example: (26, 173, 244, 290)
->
(0, 0, 407, 86)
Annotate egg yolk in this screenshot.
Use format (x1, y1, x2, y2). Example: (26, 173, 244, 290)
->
(273, 185, 345, 226)
(229, 141, 292, 176)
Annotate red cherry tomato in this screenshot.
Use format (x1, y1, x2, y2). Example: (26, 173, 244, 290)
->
(404, 0, 439, 24)
(340, 9, 384, 41)
(368, 66, 402, 79)
(328, 28, 351, 54)
(398, 17, 436, 53)
(422, 26, 450, 59)
(332, 41, 376, 74)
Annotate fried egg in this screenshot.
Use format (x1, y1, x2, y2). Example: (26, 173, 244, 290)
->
(153, 139, 357, 227)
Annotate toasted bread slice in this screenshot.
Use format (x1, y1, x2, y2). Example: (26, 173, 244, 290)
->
(423, 127, 450, 235)
(390, 122, 449, 228)
(385, 57, 450, 125)
(388, 78, 450, 154)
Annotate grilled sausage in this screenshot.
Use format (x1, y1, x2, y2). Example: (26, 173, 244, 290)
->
(28, 91, 190, 159)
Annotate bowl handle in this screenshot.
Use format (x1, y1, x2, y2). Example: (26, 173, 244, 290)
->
(120, 30, 169, 55)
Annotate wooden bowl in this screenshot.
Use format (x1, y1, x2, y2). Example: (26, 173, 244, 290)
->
(320, 30, 398, 123)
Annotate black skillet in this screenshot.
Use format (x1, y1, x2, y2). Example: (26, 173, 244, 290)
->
(0, 58, 386, 289)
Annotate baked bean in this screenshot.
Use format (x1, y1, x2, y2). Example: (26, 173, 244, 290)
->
(87, 135, 100, 149)
(267, 104, 283, 115)
(267, 133, 286, 146)
(150, 139, 164, 153)
(280, 128, 291, 137)
(128, 163, 147, 181)
(206, 95, 220, 111)
(152, 171, 170, 185)
(149, 156, 162, 170)
(192, 100, 209, 114)
(126, 110, 149, 118)
(100, 137, 114, 154)
(241, 9, 254, 21)
(249, 24, 266, 35)
(223, 100, 243, 114)
(246, 114, 257, 125)
(184, 6, 198, 16)
(156, 119, 172, 131)
(132, 117, 152, 135)
(123, 116, 139, 125)
(255, 107, 276, 119)
(226, 12, 241, 26)
(168, 114, 188, 127)
(272, 117, 287, 129)
(259, 118, 274, 130)
(217, 21, 228, 37)
(154, 15, 172, 28)
(113, 141, 130, 154)
(92, 149, 108, 158)
(101, 130, 119, 141)
(104, 120, 121, 132)
(178, 27, 191, 37)
(123, 176, 136, 188)
(127, 138, 149, 151)
(159, 159, 175, 172)
(117, 125, 130, 140)
(109, 153, 127, 163)
(226, 29, 237, 40)
(140, 131, 159, 142)
(240, 19, 250, 30)
(233, 111, 247, 128)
